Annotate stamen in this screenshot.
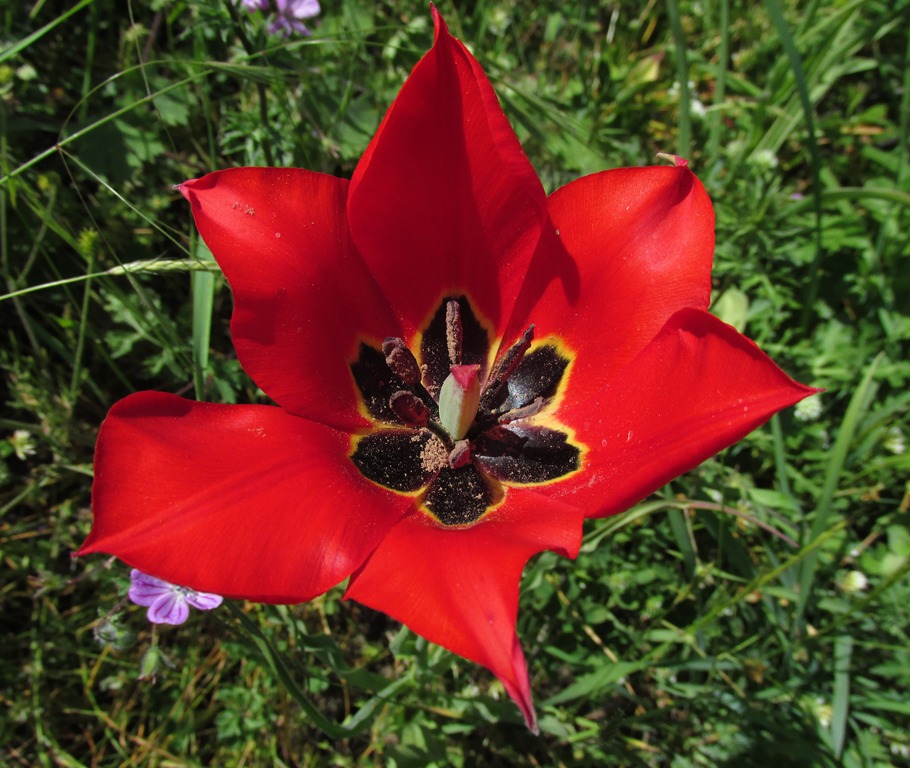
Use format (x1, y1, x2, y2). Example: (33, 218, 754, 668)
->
(480, 324, 534, 409)
(383, 337, 421, 385)
(445, 300, 462, 366)
(498, 396, 545, 423)
(389, 390, 430, 427)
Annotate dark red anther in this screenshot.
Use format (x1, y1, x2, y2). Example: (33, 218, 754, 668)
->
(445, 300, 463, 366)
(480, 324, 534, 409)
(383, 337, 421, 385)
(498, 396, 545, 424)
(389, 390, 430, 427)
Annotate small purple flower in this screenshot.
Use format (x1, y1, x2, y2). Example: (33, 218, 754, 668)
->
(241, 0, 321, 37)
(128, 569, 223, 625)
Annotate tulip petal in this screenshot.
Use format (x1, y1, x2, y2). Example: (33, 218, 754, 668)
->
(179, 168, 400, 431)
(545, 308, 819, 518)
(79, 392, 410, 601)
(347, 8, 547, 341)
(345, 491, 585, 732)
(506, 163, 714, 389)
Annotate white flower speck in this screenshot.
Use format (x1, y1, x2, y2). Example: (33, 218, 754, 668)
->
(884, 426, 905, 455)
(10, 429, 37, 460)
(794, 394, 822, 422)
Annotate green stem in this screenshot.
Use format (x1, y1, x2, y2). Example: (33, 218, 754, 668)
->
(665, 0, 692, 158)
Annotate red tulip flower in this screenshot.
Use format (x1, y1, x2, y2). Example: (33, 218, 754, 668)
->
(79, 8, 816, 731)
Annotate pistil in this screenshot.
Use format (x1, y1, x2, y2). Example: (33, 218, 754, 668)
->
(439, 364, 481, 440)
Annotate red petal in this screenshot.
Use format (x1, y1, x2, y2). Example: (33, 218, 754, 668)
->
(504, 164, 714, 382)
(545, 308, 819, 518)
(347, 9, 547, 341)
(79, 392, 410, 601)
(180, 168, 399, 431)
(344, 491, 585, 731)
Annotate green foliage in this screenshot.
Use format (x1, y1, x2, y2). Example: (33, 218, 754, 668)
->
(1, 0, 908, 764)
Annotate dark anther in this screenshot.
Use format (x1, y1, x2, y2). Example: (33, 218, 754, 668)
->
(390, 390, 430, 427)
(383, 337, 421, 385)
(498, 396, 545, 424)
(445, 299, 462, 366)
(448, 439, 472, 468)
(480, 325, 534, 410)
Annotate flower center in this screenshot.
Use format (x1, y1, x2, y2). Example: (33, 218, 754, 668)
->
(349, 296, 582, 526)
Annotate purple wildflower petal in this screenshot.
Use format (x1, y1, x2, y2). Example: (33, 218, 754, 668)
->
(128, 569, 174, 607)
(148, 592, 190, 625)
(269, 17, 312, 36)
(128, 568, 223, 624)
(255, 0, 319, 37)
(184, 590, 224, 612)
(286, 0, 320, 17)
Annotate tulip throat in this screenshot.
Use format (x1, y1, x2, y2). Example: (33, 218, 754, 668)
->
(349, 295, 582, 527)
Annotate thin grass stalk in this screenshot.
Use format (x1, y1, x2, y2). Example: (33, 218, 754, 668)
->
(795, 353, 883, 630)
(224, 602, 411, 738)
(788, 186, 910, 208)
(0, 259, 218, 304)
(0, 0, 94, 65)
(550, 517, 849, 708)
(224, 0, 275, 166)
(0, 72, 207, 188)
(706, 0, 729, 166)
(665, 0, 692, 158)
(832, 634, 853, 758)
(668, 506, 697, 579)
(68, 235, 95, 405)
(763, 0, 824, 332)
(770, 414, 801, 588)
(873, 23, 910, 278)
(191, 234, 215, 401)
(77, 0, 99, 123)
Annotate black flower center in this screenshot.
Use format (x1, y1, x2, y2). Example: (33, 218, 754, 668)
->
(350, 295, 582, 526)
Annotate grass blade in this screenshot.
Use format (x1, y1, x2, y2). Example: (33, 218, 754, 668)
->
(762, 0, 825, 331)
(0, 0, 94, 65)
(796, 353, 884, 627)
(665, 0, 692, 158)
(191, 237, 215, 400)
(832, 634, 853, 758)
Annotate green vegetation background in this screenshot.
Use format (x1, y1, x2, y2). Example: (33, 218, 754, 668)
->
(1, 0, 908, 765)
